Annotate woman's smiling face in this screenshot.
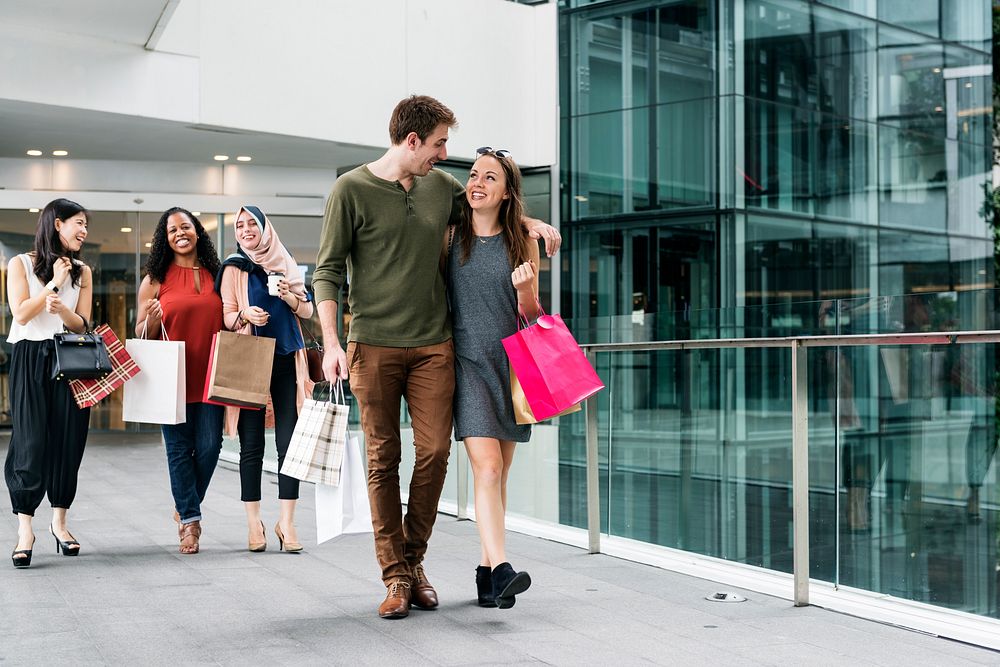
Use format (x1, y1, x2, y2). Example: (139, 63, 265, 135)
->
(166, 211, 197, 256)
(235, 210, 261, 249)
(466, 154, 509, 213)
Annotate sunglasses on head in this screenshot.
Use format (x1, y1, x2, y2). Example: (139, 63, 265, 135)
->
(477, 146, 512, 159)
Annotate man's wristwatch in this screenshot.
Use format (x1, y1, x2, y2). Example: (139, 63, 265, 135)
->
(45, 281, 59, 293)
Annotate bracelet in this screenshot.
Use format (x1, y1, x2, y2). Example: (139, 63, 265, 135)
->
(235, 309, 246, 329)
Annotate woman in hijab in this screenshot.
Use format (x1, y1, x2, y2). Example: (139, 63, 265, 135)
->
(217, 206, 313, 553)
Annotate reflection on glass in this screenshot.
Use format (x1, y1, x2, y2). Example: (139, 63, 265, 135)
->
(567, 0, 716, 217)
(564, 219, 717, 325)
(838, 341, 998, 618)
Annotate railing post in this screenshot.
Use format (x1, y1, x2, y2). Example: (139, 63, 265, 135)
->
(585, 349, 601, 554)
(791, 339, 810, 606)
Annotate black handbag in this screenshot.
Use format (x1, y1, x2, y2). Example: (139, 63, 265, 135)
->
(52, 330, 112, 381)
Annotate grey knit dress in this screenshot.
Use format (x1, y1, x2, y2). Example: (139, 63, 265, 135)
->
(448, 231, 531, 442)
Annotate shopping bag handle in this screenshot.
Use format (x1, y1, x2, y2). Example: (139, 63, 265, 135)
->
(328, 378, 347, 406)
(139, 315, 170, 341)
(517, 299, 549, 329)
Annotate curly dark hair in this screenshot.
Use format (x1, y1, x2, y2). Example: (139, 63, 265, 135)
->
(33, 198, 89, 287)
(144, 207, 221, 283)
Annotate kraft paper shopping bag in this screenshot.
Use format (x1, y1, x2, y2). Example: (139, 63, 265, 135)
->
(202, 330, 274, 409)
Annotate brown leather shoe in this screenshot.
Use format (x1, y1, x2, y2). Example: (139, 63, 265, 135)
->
(378, 581, 411, 619)
(410, 564, 439, 609)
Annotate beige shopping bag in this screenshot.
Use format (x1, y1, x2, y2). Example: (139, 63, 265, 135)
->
(202, 330, 275, 409)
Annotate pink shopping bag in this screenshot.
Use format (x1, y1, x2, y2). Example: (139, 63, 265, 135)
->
(501, 313, 604, 421)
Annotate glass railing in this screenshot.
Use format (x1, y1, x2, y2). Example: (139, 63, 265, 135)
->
(477, 289, 1000, 646)
(237, 288, 1000, 644)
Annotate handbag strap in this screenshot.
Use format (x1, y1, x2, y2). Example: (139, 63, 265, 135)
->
(299, 318, 323, 349)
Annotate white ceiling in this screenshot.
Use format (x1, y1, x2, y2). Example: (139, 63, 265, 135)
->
(0, 1, 383, 169)
(0, 99, 382, 169)
(0, 0, 171, 46)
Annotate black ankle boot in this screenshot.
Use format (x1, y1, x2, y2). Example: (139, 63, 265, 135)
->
(476, 566, 497, 607)
(491, 562, 531, 610)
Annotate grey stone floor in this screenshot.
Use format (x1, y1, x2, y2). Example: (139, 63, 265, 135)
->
(2, 431, 999, 666)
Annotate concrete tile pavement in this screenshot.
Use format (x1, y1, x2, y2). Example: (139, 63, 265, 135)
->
(1, 431, 998, 666)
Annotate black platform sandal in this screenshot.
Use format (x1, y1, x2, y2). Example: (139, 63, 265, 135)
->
(12, 536, 35, 568)
(50, 524, 80, 556)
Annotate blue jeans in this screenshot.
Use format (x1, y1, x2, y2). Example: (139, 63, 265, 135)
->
(161, 402, 224, 523)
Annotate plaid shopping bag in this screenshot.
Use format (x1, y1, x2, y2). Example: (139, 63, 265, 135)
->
(67, 324, 140, 409)
(280, 381, 349, 485)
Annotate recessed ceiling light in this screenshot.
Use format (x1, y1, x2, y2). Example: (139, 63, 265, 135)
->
(26, 149, 42, 157)
(120, 226, 133, 233)
(28, 208, 39, 213)
(214, 155, 229, 161)
(574, 195, 589, 202)
(191, 211, 202, 217)
(965, 82, 973, 88)
(934, 106, 944, 112)
(52, 150, 68, 157)
(236, 155, 252, 162)
(144, 242, 152, 248)
(932, 67, 942, 73)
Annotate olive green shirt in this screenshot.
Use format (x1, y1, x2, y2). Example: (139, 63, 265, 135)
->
(313, 165, 464, 347)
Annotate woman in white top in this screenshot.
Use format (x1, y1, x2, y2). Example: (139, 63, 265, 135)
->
(5, 198, 93, 568)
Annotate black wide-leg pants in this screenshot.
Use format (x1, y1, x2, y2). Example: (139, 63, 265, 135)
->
(4, 339, 91, 516)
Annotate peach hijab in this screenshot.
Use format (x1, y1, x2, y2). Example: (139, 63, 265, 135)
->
(235, 205, 307, 302)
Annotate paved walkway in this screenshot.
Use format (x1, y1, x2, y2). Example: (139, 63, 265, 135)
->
(2, 432, 999, 666)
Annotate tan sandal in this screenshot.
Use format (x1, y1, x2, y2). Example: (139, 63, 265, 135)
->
(179, 520, 201, 554)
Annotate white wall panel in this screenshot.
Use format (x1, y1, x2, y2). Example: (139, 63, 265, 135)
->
(0, 25, 199, 122)
(197, 0, 409, 149)
(0, 0, 556, 165)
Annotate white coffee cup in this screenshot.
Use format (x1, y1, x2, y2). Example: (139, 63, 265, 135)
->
(267, 272, 284, 297)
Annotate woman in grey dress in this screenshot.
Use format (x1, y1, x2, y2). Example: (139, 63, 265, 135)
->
(447, 147, 540, 609)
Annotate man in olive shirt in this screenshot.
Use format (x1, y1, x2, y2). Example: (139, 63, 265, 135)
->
(313, 95, 559, 619)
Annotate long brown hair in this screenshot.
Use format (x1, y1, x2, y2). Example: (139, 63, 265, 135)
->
(459, 151, 530, 271)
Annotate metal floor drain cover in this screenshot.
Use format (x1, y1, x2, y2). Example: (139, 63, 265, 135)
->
(705, 592, 747, 603)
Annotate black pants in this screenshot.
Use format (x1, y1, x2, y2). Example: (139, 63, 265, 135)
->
(237, 352, 300, 501)
(4, 340, 91, 516)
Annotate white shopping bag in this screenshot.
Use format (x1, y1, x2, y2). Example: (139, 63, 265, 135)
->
(315, 430, 372, 544)
(123, 321, 186, 425)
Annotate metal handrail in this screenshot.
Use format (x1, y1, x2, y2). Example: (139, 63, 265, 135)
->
(581, 329, 1000, 607)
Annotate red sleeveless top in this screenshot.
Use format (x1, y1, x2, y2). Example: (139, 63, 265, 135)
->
(159, 263, 224, 403)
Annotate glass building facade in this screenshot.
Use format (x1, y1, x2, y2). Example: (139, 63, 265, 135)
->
(556, 0, 997, 621)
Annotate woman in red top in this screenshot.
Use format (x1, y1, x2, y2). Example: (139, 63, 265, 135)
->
(135, 207, 224, 554)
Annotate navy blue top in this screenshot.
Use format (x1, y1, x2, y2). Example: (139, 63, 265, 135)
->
(248, 266, 305, 356)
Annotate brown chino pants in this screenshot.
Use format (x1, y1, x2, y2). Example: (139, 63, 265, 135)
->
(347, 339, 455, 584)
